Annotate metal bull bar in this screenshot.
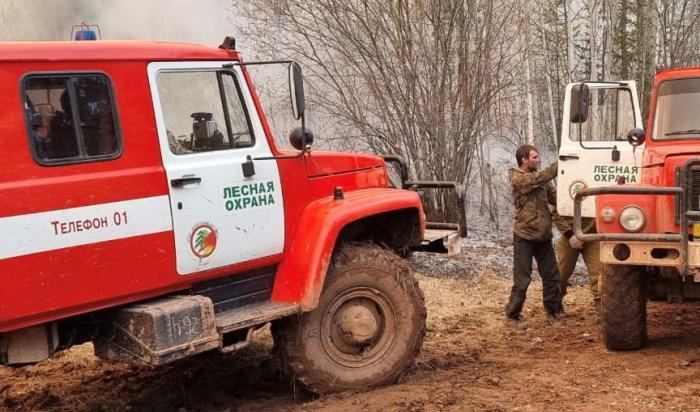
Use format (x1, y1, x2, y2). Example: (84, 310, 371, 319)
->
(572, 158, 700, 277)
(382, 155, 467, 238)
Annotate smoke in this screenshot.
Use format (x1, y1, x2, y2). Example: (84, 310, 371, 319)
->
(86, 0, 238, 46)
(0, 0, 243, 48)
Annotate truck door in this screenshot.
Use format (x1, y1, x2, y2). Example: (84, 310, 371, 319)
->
(148, 62, 285, 275)
(557, 81, 644, 217)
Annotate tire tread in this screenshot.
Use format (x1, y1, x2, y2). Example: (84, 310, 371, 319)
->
(600, 264, 648, 351)
(272, 243, 426, 394)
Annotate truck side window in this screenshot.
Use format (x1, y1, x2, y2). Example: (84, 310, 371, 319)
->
(221, 73, 254, 148)
(156, 70, 254, 155)
(569, 88, 635, 142)
(23, 74, 120, 164)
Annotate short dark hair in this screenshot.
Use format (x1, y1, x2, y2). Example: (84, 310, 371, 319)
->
(515, 144, 537, 166)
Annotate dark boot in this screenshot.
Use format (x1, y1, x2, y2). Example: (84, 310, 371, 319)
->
(506, 315, 528, 330)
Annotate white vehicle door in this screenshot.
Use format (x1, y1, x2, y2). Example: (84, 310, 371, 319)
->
(557, 81, 644, 217)
(148, 62, 285, 275)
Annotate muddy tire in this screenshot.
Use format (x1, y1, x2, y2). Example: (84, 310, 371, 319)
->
(600, 264, 648, 351)
(272, 243, 426, 394)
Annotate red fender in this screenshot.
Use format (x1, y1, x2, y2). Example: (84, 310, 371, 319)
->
(271, 188, 424, 310)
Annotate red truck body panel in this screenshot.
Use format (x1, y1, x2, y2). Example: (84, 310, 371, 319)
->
(273, 187, 423, 309)
(595, 67, 700, 235)
(0, 41, 423, 333)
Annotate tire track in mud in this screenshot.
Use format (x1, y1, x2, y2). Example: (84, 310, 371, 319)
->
(3, 248, 700, 411)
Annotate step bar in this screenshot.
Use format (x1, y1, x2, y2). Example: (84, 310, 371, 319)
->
(94, 296, 300, 365)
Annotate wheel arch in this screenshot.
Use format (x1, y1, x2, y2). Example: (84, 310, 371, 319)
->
(336, 208, 423, 252)
(271, 188, 424, 311)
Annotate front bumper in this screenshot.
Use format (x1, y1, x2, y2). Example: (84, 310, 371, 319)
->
(599, 240, 700, 267)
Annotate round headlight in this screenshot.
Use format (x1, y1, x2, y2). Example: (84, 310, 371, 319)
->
(600, 207, 616, 223)
(619, 206, 646, 232)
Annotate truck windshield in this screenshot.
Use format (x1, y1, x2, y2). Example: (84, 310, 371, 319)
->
(653, 78, 700, 140)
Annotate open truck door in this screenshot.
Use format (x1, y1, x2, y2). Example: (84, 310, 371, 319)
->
(557, 81, 645, 217)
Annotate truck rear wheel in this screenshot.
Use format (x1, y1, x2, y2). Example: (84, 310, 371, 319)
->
(272, 244, 426, 394)
(600, 264, 648, 350)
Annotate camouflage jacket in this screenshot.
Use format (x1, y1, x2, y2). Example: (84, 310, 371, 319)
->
(551, 205, 597, 239)
(508, 162, 557, 241)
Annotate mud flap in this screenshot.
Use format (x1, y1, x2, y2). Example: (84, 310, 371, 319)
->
(94, 295, 219, 366)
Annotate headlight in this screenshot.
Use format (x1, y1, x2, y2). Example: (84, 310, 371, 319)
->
(619, 206, 646, 232)
(600, 207, 616, 223)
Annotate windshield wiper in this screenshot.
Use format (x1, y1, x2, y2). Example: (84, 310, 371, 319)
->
(666, 129, 700, 136)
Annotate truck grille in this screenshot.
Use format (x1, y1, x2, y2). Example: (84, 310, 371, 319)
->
(675, 166, 700, 222)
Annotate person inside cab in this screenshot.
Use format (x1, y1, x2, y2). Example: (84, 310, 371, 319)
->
(25, 95, 52, 160)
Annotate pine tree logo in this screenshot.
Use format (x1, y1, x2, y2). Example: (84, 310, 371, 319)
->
(190, 224, 217, 258)
(569, 180, 588, 200)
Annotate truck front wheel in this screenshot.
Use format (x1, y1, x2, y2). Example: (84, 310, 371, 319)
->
(600, 263, 648, 350)
(272, 244, 426, 394)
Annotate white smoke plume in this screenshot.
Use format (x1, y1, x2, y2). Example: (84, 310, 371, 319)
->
(0, 0, 243, 49)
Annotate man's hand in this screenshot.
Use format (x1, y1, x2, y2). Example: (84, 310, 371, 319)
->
(569, 235, 583, 250)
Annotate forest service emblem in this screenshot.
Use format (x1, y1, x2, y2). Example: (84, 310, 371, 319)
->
(189, 223, 218, 258)
(569, 180, 588, 200)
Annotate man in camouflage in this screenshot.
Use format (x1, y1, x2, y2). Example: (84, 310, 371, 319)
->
(552, 206, 601, 314)
(505, 144, 564, 329)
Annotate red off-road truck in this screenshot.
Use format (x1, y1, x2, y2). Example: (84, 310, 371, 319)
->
(0, 34, 464, 393)
(562, 68, 700, 350)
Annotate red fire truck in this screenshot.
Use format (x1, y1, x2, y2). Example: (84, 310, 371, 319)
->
(559, 68, 700, 350)
(0, 33, 464, 393)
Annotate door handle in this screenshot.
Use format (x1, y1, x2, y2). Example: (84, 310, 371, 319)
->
(559, 154, 580, 161)
(170, 176, 202, 188)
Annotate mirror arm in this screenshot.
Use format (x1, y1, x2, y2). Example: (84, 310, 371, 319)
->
(254, 149, 305, 161)
(300, 114, 308, 153)
(223, 60, 310, 160)
(254, 116, 309, 161)
(223, 60, 298, 68)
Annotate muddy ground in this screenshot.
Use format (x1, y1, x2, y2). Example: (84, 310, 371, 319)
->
(3, 244, 700, 411)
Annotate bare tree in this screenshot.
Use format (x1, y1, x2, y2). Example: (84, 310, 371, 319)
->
(236, 0, 520, 221)
(234, 0, 700, 232)
(655, 0, 700, 67)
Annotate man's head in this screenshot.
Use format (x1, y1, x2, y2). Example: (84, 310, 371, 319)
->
(515, 144, 540, 172)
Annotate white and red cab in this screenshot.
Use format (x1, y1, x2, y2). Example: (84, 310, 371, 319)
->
(558, 70, 700, 351)
(557, 81, 645, 218)
(0, 34, 461, 394)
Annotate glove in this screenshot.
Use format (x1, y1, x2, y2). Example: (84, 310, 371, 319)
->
(568, 235, 583, 250)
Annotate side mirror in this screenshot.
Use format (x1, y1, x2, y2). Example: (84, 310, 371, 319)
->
(570, 83, 590, 123)
(289, 127, 314, 151)
(627, 128, 646, 146)
(289, 62, 305, 121)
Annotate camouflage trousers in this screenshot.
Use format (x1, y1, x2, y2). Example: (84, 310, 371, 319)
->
(557, 236, 601, 301)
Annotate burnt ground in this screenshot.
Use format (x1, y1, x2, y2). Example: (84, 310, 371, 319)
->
(3, 242, 700, 412)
